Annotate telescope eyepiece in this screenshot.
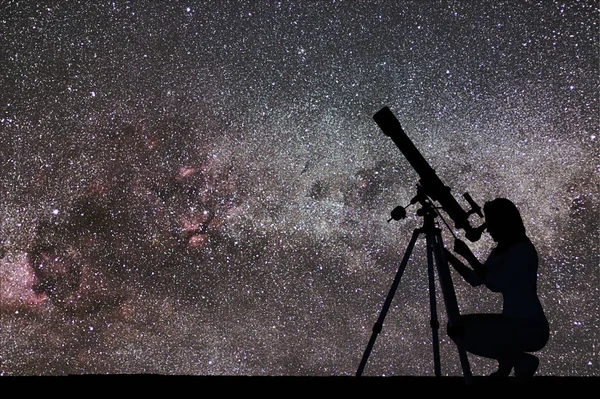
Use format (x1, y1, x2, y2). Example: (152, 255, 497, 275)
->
(465, 223, 487, 242)
(463, 192, 483, 218)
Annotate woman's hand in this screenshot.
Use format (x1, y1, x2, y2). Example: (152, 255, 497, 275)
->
(453, 239, 472, 258)
(444, 248, 476, 284)
(454, 239, 485, 279)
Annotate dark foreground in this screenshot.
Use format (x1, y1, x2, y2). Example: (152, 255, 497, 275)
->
(2, 375, 598, 394)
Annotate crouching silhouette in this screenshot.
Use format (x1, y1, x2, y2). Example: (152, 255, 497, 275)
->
(445, 198, 549, 379)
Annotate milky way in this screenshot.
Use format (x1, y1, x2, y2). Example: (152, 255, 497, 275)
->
(1, 1, 598, 376)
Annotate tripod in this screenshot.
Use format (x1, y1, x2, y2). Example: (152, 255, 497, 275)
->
(356, 197, 473, 385)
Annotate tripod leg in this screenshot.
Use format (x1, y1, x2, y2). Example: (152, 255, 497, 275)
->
(356, 228, 421, 377)
(431, 230, 473, 385)
(425, 233, 441, 377)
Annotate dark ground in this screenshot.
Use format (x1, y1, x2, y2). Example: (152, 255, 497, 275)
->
(1, 375, 598, 395)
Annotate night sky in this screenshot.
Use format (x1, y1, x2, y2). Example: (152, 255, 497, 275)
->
(1, 1, 598, 377)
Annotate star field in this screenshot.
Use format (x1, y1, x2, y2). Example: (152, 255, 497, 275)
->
(1, 1, 598, 376)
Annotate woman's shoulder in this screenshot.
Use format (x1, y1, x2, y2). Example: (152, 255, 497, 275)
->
(514, 236, 536, 249)
(511, 236, 538, 260)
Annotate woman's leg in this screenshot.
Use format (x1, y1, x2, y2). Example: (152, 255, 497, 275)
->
(449, 314, 520, 376)
(456, 314, 517, 358)
(511, 318, 550, 379)
(449, 314, 550, 377)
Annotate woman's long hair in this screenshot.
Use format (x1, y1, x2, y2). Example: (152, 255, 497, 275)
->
(483, 198, 527, 250)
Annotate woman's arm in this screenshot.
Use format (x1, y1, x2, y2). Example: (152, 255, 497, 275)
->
(444, 249, 482, 287)
(452, 239, 487, 281)
(444, 249, 472, 280)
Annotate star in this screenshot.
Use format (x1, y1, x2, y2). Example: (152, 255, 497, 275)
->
(0, 0, 597, 377)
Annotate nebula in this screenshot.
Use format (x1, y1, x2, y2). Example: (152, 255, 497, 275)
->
(1, 1, 597, 377)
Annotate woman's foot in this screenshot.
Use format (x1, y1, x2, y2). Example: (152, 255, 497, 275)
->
(489, 359, 514, 378)
(489, 370, 510, 379)
(514, 353, 539, 380)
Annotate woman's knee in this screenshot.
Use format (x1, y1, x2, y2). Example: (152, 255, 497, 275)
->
(446, 320, 464, 342)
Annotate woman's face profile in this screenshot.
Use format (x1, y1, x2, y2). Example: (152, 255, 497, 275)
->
(484, 211, 502, 243)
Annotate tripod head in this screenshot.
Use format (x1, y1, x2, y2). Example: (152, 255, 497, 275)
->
(374, 106, 486, 242)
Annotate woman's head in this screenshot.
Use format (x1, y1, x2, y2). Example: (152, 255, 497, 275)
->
(483, 198, 526, 244)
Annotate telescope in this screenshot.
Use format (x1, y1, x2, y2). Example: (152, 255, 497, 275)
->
(356, 107, 484, 383)
(373, 106, 486, 242)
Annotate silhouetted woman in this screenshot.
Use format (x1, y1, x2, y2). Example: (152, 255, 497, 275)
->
(445, 198, 549, 379)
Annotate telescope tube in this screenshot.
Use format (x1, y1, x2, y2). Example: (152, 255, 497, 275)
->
(373, 106, 482, 239)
